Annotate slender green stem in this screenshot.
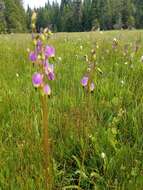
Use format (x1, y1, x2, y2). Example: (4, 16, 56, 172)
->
(78, 142, 86, 189)
(78, 95, 90, 189)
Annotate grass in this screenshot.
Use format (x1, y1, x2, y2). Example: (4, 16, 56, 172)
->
(0, 30, 143, 189)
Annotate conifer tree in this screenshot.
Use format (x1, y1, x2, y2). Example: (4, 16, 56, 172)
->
(4, 0, 26, 32)
(0, 0, 6, 33)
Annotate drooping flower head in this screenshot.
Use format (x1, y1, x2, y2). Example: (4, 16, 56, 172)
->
(29, 51, 37, 62)
(45, 63, 55, 80)
(48, 72, 55, 81)
(32, 72, 43, 87)
(45, 62, 54, 72)
(81, 76, 88, 87)
(45, 46, 55, 58)
(43, 84, 51, 96)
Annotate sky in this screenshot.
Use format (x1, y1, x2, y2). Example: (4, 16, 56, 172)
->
(23, 0, 60, 9)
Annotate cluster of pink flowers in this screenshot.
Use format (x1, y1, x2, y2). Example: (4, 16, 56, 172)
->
(81, 76, 95, 92)
(29, 12, 55, 96)
(81, 49, 96, 93)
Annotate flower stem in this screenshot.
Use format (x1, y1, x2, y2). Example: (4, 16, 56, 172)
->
(41, 95, 53, 190)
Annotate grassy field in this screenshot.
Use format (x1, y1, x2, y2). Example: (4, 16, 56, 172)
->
(0, 30, 143, 189)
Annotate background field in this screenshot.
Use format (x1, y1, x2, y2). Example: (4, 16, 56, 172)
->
(0, 30, 143, 189)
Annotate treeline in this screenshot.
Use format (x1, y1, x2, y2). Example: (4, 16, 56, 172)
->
(28, 0, 143, 32)
(1, 0, 143, 33)
(0, 0, 27, 33)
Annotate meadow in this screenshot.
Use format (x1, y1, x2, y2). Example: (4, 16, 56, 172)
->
(0, 30, 143, 189)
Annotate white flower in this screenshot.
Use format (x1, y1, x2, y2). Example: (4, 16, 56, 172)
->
(101, 152, 106, 159)
(140, 56, 143, 62)
(80, 45, 83, 50)
(27, 48, 30, 53)
(121, 80, 125, 86)
(58, 57, 62, 61)
(16, 73, 19, 77)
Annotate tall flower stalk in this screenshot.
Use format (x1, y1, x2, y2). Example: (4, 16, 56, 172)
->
(78, 49, 102, 188)
(81, 49, 100, 94)
(29, 11, 55, 189)
(41, 95, 53, 189)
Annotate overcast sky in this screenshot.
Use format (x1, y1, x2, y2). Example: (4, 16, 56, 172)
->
(23, 0, 60, 9)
